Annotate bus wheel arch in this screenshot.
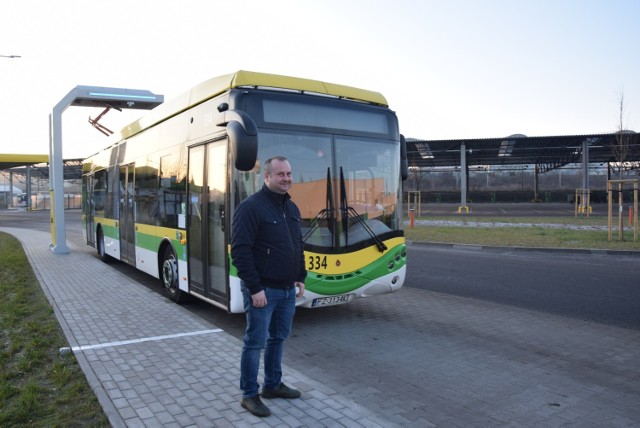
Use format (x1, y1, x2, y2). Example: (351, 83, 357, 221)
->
(159, 242, 187, 303)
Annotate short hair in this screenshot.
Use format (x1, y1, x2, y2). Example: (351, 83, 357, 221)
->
(264, 156, 289, 175)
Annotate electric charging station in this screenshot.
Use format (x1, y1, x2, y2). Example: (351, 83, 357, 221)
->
(49, 86, 163, 254)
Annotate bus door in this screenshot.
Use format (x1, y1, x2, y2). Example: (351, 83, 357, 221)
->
(187, 141, 228, 304)
(83, 175, 95, 246)
(119, 164, 136, 264)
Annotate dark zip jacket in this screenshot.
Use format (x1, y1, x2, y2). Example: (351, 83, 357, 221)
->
(231, 184, 307, 295)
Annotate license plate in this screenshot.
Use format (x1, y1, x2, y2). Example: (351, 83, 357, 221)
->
(311, 294, 350, 307)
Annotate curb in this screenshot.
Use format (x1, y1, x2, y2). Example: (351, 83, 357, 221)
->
(407, 240, 640, 256)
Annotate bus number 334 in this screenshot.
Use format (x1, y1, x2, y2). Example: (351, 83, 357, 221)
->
(308, 255, 328, 271)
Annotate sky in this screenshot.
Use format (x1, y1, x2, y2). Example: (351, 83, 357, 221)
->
(1, 0, 639, 159)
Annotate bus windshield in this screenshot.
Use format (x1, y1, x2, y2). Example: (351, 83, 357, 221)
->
(237, 130, 402, 252)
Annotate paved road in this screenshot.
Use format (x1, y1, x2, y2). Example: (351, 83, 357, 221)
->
(406, 244, 640, 330)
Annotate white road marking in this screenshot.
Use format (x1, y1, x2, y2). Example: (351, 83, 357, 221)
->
(69, 329, 223, 352)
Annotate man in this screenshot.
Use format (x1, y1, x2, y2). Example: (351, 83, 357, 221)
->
(230, 156, 306, 417)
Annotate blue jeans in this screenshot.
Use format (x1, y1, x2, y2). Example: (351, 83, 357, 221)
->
(240, 284, 296, 398)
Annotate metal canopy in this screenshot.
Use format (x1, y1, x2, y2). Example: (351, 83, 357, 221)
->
(49, 85, 164, 254)
(0, 154, 48, 170)
(6, 159, 82, 180)
(69, 86, 164, 110)
(407, 133, 640, 170)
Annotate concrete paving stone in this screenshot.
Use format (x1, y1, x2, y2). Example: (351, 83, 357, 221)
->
(163, 402, 185, 416)
(111, 397, 131, 409)
(134, 406, 154, 420)
(278, 414, 302, 426)
(128, 397, 149, 410)
(173, 412, 196, 426)
(155, 393, 176, 406)
(191, 396, 211, 411)
(338, 418, 370, 428)
(122, 417, 145, 428)
(210, 397, 231, 412)
(199, 391, 217, 403)
(295, 406, 326, 421)
(183, 404, 203, 418)
(291, 418, 329, 428)
(133, 384, 152, 396)
(218, 408, 243, 423)
(142, 416, 166, 427)
(319, 406, 346, 420)
(212, 420, 241, 428)
(107, 387, 124, 400)
(219, 391, 239, 405)
(145, 400, 166, 414)
(117, 406, 138, 420)
(205, 383, 225, 396)
(121, 387, 140, 400)
(174, 394, 192, 407)
(200, 405, 224, 420)
(141, 377, 161, 389)
(184, 388, 201, 400)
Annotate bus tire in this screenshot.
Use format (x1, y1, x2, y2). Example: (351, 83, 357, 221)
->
(161, 246, 187, 303)
(97, 228, 111, 263)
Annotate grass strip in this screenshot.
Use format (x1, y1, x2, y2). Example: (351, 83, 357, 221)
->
(0, 232, 108, 427)
(406, 216, 640, 251)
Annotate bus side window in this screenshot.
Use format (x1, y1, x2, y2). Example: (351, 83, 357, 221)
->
(136, 161, 159, 225)
(159, 149, 187, 228)
(93, 170, 107, 215)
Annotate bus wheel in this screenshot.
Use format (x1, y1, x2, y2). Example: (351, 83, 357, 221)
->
(161, 247, 186, 303)
(97, 228, 111, 263)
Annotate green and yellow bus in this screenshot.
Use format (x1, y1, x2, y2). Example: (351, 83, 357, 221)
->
(82, 70, 407, 313)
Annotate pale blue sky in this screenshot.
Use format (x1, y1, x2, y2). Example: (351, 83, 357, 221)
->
(1, 0, 638, 158)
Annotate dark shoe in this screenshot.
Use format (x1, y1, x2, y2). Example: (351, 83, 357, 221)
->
(241, 396, 271, 417)
(261, 382, 301, 399)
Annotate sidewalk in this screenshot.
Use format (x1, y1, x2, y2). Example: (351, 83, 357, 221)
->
(2, 227, 383, 427)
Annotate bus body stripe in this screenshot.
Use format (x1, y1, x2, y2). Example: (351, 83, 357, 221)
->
(230, 237, 406, 296)
(304, 237, 404, 275)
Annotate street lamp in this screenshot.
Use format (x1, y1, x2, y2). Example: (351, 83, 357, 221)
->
(0, 55, 21, 58)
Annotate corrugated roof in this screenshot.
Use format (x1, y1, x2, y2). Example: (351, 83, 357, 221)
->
(406, 133, 640, 171)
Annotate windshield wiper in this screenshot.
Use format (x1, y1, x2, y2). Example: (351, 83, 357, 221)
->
(339, 167, 387, 252)
(302, 168, 336, 247)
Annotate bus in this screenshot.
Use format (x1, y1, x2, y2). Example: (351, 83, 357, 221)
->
(82, 70, 408, 313)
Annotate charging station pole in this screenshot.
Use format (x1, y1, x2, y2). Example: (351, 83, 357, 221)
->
(49, 86, 163, 254)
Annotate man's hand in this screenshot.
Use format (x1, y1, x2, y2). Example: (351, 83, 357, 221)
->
(252, 290, 267, 308)
(294, 282, 305, 298)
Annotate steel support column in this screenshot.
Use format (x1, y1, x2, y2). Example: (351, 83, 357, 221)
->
(459, 143, 469, 212)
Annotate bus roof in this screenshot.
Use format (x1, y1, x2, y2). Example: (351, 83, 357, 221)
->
(119, 70, 388, 140)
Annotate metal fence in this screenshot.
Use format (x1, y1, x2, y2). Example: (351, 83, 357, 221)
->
(14, 193, 82, 211)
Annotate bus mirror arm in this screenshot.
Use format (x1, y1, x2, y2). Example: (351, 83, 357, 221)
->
(216, 110, 257, 136)
(218, 110, 258, 172)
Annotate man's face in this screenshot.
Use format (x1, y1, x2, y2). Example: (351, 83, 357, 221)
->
(264, 159, 292, 195)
